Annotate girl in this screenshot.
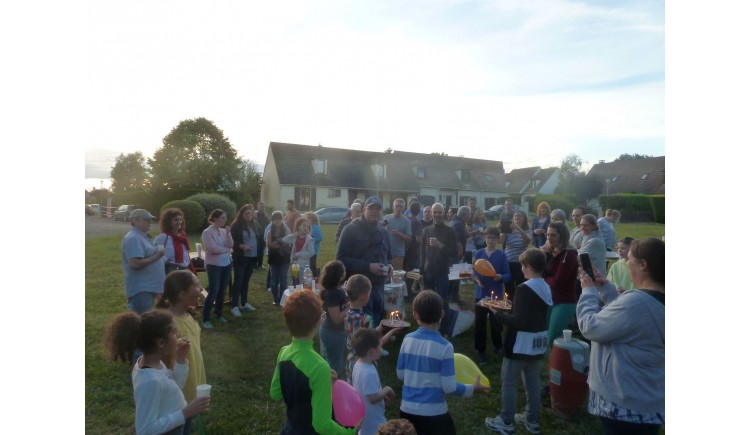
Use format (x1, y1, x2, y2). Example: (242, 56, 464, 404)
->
(499, 210, 532, 299)
(317, 260, 350, 379)
(104, 309, 210, 435)
(267, 211, 291, 305)
(201, 209, 233, 329)
(156, 270, 207, 434)
(607, 236, 635, 292)
(282, 217, 315, 286)
(154, 208, 195, 275)
(229, 204, 260, 317)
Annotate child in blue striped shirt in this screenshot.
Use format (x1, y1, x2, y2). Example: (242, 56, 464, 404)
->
(396, 290, 490, 434)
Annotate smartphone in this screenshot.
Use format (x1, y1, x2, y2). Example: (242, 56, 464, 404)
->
(579, 253, 595, 280)
(500, 219, 511, 234)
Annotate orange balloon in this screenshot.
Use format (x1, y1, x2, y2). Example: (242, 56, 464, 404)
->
(474, 259, 496, 277)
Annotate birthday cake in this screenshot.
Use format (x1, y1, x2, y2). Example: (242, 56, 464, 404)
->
(380, 319, 410, 329)
(478, 298, 512, 311)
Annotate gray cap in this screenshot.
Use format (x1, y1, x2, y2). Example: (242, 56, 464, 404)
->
(129, 209, 155, 221)
(364, 196, 383, 209)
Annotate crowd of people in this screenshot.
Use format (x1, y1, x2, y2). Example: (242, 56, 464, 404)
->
(110, 198, 663, 434)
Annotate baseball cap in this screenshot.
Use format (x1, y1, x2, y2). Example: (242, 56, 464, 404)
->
(364, 196, 383, 209)
(130, 209, 155, 221)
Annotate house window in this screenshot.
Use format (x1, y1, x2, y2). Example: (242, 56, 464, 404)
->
(531, 179, 541, 188)
(328, 188, 341, 198)
(483, 174, 495, 182)
(505, 181, 511, 189)
(313, 159, 327, 175)
(416, 167, 426, 178)
(611, 176, 618, 182)
(374, 164, 386, 179)
(641, 174, 648, 180)
(461, 170, 470, 182)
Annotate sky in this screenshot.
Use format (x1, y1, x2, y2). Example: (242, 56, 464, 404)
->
(84, 0, 664, 191)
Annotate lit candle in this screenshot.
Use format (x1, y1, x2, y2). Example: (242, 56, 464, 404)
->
(394, 311, 400, 322)
(490, 291, 494, 302)
(504, 292, 509, 305)
(389, 311, 394, 322)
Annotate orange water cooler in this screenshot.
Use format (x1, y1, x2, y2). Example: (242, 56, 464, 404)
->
(548, 337, 590, 418)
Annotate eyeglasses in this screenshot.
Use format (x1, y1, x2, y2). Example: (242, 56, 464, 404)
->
(321, 312, 327, 319)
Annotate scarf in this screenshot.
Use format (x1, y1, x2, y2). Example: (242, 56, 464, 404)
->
(164, 231, 191, 264)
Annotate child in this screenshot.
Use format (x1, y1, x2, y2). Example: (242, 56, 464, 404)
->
(319, 260, 350, 379)
(377, 419, 417, 435)
(156, 270, 207, 434)
(607, 236, 635, 292)
(345, 274, 402, 383)
(396, 290, 490, 435)
(269, 290, 357, 434)
(104, 309, 210, 435)
(473, 227, 512, 364)
(484, 248, 553, 435)
(352, 328, 395, 435)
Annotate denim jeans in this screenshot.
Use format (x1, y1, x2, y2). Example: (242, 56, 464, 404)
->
(365, 284, 384, 323)
(270, 263, 289, 304)
(501, 357, 542, 425)
(231, 256, 255, 308)
(319, 326, 347, 379)
(127, 291, 157, 315)
(203, 264, 231, 321)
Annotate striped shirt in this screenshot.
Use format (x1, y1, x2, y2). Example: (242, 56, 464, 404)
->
(396, 327, 474, 416)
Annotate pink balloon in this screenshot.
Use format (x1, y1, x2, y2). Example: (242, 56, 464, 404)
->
(331, 379, 365, 427)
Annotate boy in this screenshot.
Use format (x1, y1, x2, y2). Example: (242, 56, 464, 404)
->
(345, 275, 402, 383)
(351, 328, 395, 435)
(473, 227, 512, 364)
(484, 248, 553, 435)
(270, 290, 357, 434)
(396, 290, 490, 435)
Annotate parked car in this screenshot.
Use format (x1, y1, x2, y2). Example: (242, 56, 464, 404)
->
(113, 205, 145, 222)
(484, 204, 504, 220)
(86, 204, 94, 216)
(89, 204, 100, 216)
(314, 207, 348, 224)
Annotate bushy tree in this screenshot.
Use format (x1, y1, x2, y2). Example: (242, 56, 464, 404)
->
(614, 153, 653, 161)
(150, 117, 242, 191)
(237, 159, 263, 206)
(110, 152, 150, 193)
(186, 193, 237, 227)
(555, 154, 584, 195)
(159, 200, 206, 233)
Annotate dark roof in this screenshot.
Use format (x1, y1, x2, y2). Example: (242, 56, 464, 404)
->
(504, 167, 541, 194)
(267, 142, 507, 192)
(587, 156, 665, 195)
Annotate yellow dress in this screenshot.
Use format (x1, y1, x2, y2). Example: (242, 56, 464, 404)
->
(174, 312, 206, 402)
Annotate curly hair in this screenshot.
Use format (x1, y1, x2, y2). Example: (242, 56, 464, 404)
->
(103, 310, 174, 365)
(377, 419, 417, 435)
(318, 260, 346, 302)
(159, 208, 185, 234)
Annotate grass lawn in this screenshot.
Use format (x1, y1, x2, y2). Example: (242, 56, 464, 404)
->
(86, 221, 664, 434)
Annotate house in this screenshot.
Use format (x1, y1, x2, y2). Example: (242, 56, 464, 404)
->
(261, 142, 508, 212)
(503, 166, 560, 204)
(587, 156, 665, 195)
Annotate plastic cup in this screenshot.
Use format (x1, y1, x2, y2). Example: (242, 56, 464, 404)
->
(563, 329, 572, 341)
(156, 244, 165, 252)
(196, 384, 211, 398)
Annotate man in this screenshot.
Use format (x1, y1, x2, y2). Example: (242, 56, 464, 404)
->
(255, 201, 271, 269)
(336, 202, 363, 243)
(499, 198, 516, 223)
(597, 209, 620, 251)
(336, 196, 392, 324)
(383, 198, 412, 272)
(404, 200, 424, 298)
(467, 198, 478, 219)
(121, 209, 166, 314)
(448, 206, 471, 303)
(420, 205, 433, 230)
(283, 199, 301, 230)
(419, 203, 457, 336)
(569, 206, 585, 249)
(404, 197, 424, 220)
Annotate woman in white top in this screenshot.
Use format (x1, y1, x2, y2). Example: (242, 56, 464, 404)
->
(200, 209, 233, 329)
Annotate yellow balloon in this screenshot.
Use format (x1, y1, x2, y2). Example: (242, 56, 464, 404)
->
(454, 353, 490, 387)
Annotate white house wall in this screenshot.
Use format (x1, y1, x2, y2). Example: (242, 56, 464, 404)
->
(261, 148, 281, 211)
(315, 187, 349, 209)
(539, 170, 560, 194)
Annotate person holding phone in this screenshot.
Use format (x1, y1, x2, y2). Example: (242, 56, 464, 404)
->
(541, 221, 580, 344)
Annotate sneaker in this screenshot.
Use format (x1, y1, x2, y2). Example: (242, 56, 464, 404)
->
(217, 316, 228, 324)
(242, 303, 256, 312)
(381, 349, 390, 357)
(514, 414, 540, 434)
(485, 415, 516, 434)
(478, 352, 487, 365)
(202, 321, 214, 330)
(231, 307, 242, 317)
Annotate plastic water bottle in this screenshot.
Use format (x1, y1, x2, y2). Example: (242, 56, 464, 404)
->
(292, 261, 299, 280)
(303, 266, 313, 290)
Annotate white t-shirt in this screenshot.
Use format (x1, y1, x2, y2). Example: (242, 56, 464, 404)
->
(352, 361, 386, 435)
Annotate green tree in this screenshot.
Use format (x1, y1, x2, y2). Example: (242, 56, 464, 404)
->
(110, 152, 151, 193)
(149, 117, 242, 190)
(237, 159, 263, 205)
(555, 153, 584, 194)
(614, 153, 653, 161)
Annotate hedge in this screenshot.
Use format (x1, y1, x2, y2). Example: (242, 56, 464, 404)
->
(186, 193, 238, 228)
(159, 200, 206, 233)
(531, 194, 578, 215)
(598, 194, 665, 223)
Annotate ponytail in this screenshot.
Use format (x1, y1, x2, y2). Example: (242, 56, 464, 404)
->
(104, 310, 174, 365)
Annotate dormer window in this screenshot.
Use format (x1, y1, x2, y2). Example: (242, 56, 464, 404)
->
(373, 164, 386, 179)
(531, 179, 541, 188)
(313, 159, 327, 175)
(641, 174, 648, 180)
(461, 170, 470, 182)
(416, 167, 426, 178)
(505, 181, 511, 189)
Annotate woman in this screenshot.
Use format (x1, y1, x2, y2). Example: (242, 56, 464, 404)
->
(266, 211, 291, 305)
(465, 209, 488, 262)
(541, 221, 580, 344)
(282, 216, 315, 286)
(304, 211, 324, 278)
(499, 210, 532, 298)
(578, 238, 664, 434)
(201, 209, 233, 329)
(154, 208, 194, 274)
(579, 214, 607, 277)
(229, 204, 260, 317)
(550, 209, 566, 224)
(531, 202, 551, 248)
